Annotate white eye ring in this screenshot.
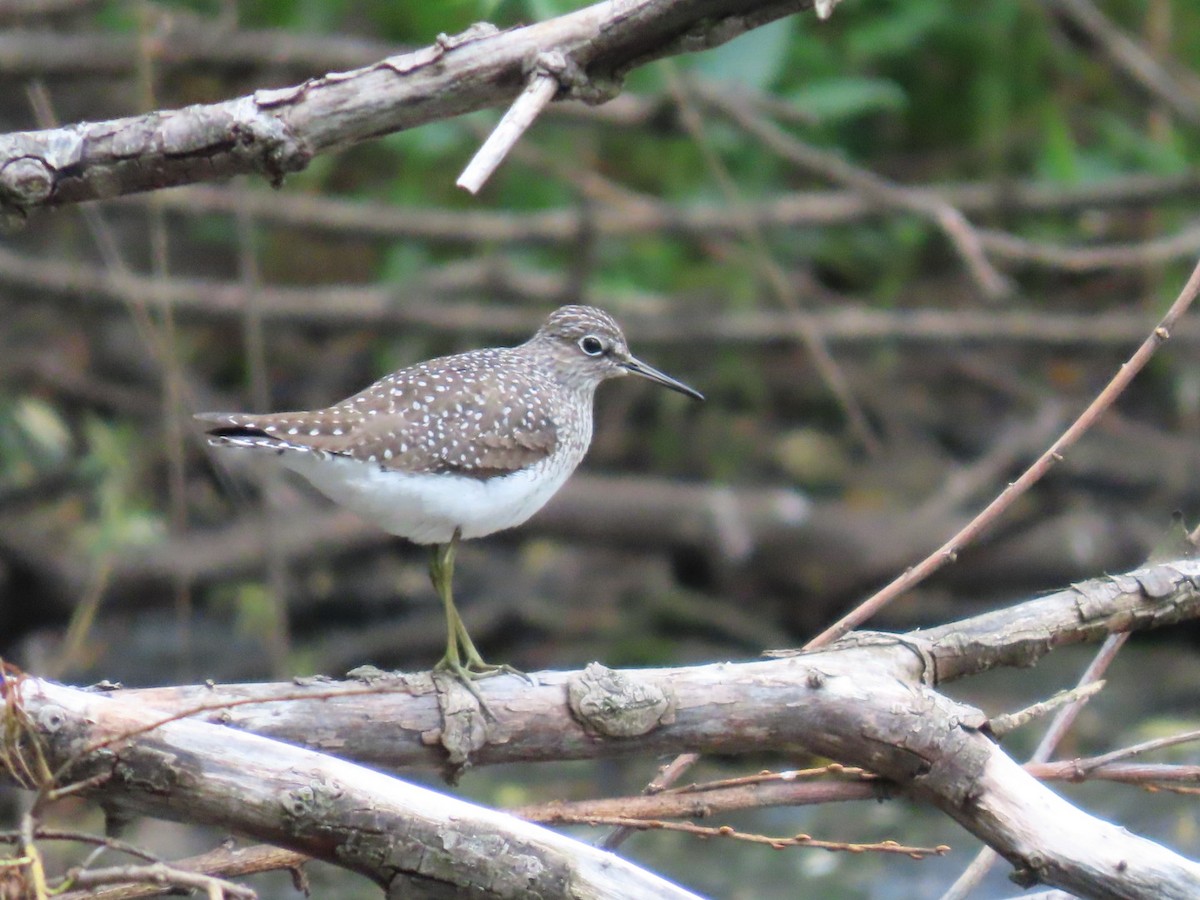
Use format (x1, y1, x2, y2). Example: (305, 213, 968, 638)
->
(578, 335, 605, 356)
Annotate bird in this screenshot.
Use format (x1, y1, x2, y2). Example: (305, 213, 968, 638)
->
(197, 305, 703, 693)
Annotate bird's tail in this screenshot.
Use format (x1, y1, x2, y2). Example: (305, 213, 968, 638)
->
(196, 413, 306, 455)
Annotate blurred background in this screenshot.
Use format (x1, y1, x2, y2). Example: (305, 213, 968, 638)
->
(2, 0, 1200, 896)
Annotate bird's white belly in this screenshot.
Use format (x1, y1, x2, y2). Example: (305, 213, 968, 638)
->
(281, 452, 577, 544)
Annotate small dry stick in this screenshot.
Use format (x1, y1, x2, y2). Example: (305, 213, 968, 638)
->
(549, 815, 947, 858)
(1072, 727, 1200, 775)
(989, 681, 1106, 737)
(54, 862, 256, 899)
(805, 257, 1200, 649)
(458, 54, 565, 193)
(516, 767, 880, 824)
(601, 752, 701, 850)
(56, 843, 309, 900)
(670, 764, 875, 794)
(1029, 761, 1200, 791)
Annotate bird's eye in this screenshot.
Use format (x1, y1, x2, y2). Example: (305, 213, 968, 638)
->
(579, 335, 605, 356)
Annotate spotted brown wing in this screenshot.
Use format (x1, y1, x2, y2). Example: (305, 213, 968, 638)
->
(339, 350, 558, 478)
(198, 348, 559, 479)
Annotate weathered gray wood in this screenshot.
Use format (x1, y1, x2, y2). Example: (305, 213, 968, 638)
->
(6, 561, 1200, 898)
(13, 679, 699, 899)
(0, 0, 811, 220)
(120, 560, 1200, 770)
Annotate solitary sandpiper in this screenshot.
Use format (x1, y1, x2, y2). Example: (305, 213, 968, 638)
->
(198, 305, 703, 689)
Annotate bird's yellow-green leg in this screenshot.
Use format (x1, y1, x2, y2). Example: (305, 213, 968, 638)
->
(429, 529, 528, 692)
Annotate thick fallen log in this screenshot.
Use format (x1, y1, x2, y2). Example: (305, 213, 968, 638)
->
(4, 561, 1200, 897)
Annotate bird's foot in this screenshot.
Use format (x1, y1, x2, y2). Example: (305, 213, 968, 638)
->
(434, 656, 536, 686)
(433, 657, 494, 715)
(449, 621, 539, 687)
(433, 656, 538, 720)
(474, 661, 537, 686)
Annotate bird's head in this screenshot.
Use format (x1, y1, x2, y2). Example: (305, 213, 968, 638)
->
(533, 305, 703, 400)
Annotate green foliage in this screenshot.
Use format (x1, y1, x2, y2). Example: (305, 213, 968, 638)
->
(218, 581, 275, 639)
(0, 398, 162, 570)
(237, 0, 519, 37)
(786, 76, 907, 123)
(690, 18, 797, 91)
(0, 397, 71, 483)
(76, 418, 165, 558)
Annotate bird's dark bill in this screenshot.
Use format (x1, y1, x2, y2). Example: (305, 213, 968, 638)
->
(622, 357, 704, 400)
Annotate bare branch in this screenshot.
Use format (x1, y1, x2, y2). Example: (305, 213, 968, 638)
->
(0, 21, 396, 74)
(111, 173, 1200, 245)
(0, 0, 814, 221)
(524, 815, 948, 857)
(695, 81, 1013, 299)
(7, 557, 1200, 900)
(5, 682, 702, 898)
(13, 242, 1200, 347)
(56, 844, 309, 900)
(989, 681, 1107, 737)
(55, 863, 256, 899)
(517, 766, 882, 822)
(101, 560, 1200, 770)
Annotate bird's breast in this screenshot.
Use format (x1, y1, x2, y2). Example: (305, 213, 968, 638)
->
(280, 443, 586, 544)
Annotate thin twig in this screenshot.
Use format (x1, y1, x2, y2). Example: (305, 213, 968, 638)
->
(601, 752, 701, 850)
(0, 829, 161, 863)
(121, 173, 1200, 246)
(53, 862, 256, 899)
(805, 257, 1200, 649)
(1073, 727, 1200, 774)
(542, 814, 948, 858)
(56, 843, 309, 900)
(1028, 760, 1200, 789)
(912, 402, 1065, 525)
(518, 767, 881, 824)
(988, 680, 1107, 737)
(980, 221, 1200, 273)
